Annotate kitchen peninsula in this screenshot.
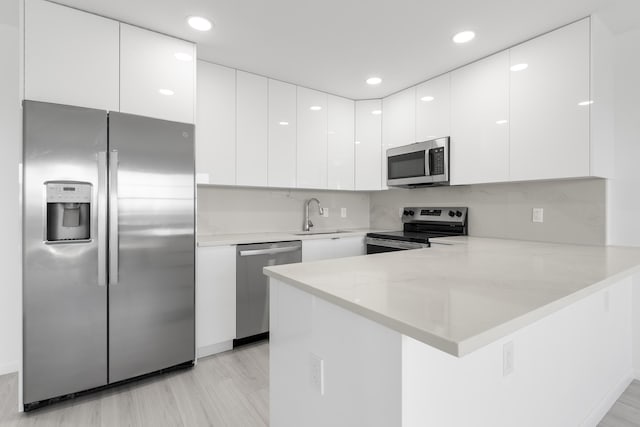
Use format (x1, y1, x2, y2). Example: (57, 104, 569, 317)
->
(264, 237, 640, 427)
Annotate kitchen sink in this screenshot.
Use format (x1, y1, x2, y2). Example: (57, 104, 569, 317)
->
(293, 230, 352, 236)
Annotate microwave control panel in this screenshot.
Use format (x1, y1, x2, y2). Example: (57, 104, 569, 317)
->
(429, 147, 445, 176)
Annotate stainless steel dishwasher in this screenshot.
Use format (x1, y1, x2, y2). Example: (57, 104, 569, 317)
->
(234, 240, 302, 346)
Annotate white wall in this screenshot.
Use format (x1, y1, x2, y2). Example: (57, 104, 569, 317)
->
(0, 0, 21, 377)
(605, 26, 640, 378)
(607, 28, 640, 247)
(197, 186, 370, 235)
(0, 0, 21, 376)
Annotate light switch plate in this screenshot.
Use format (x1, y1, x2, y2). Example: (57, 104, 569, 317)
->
(532, 208, 544, 223)
(322, 208, 329, 218)
(310, 353, 325, 395)
(503, 341, 514, 376)
(341, 208, 347, 218)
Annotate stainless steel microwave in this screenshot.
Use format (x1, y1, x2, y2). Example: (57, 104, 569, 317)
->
(386, 137, 450, 188)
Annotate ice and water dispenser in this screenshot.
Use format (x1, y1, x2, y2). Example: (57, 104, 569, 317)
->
(45, 182, 91, 242)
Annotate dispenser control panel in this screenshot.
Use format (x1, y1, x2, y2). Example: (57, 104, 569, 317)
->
(46, 182, 92, 203)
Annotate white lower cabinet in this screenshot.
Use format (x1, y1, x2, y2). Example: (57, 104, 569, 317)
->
(197, 245, 236, 358)
(302, 236, 365, 262)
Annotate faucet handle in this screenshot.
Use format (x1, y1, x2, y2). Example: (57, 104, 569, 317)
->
(318, 207, 324, 216)
(308, 220, 314, 229)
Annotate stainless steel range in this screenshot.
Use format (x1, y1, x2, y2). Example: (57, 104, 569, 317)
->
(366, 207, 468, 254)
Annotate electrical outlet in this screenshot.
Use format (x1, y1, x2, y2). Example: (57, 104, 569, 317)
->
(532, 208, 544, 223)
(322, 208, 329, 218)
(310, 353, 325, 395)
(503, 341, 515, 376)
(341, 207, 347, 218)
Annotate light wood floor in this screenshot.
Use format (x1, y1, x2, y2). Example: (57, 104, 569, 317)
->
(0, 342, 638, 426)
(0, 341, 268, 427)
(600, 380, 640, 427)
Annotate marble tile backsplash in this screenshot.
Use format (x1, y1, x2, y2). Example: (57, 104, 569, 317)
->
(370, 178, 606, 245)
(197, 186, 370, 235)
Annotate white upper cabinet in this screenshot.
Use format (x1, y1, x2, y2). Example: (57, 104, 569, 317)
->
(297, 87, 328, 189)
(196, 61, 236, 185)
(450, 51, 510, 185)
(327, 95, 355, 190)
(355, 100, 382, 191)
(268, 79, 297, 188)
(382, 87, 416, 189)
(236, 71, 268, 187)
(415, 74, 451, 141)
(120, 24, 195, 124)
(509, 19, 590, 181)
(25, 0, 119, 111)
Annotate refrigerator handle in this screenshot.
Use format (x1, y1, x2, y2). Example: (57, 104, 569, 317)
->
(109, 150, 119, 285)
(97, 152, 108, 286)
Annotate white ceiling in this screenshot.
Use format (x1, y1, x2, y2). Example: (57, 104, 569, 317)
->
(54, 0, 640, 99)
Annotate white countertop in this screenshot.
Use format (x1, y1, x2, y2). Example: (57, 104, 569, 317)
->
(197, 229, 377, 247)
(264, 236, 640, 357)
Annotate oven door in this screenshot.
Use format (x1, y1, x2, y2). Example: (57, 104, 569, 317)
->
(365, 237, 429, 254)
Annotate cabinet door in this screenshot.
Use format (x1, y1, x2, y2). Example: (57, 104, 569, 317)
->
(236, 71, 268, 186)
(509, 19, 590, 181)
(196, 61, 236, 185)
(415, 74, 450, 141)
(327, 95, 355, 190)
(332, 236, 365, 258)
(302, 239, 335, 262)
(25, 0, 119, 111)
(355, 100, 382, 191)
(382, 87, 416, 189)
(120, 24, 195, 123)
(450, 52, 510, 185)
(268, 79, 297, 188)
(197, 245, 236, 357)
(297, 87, 328, 189)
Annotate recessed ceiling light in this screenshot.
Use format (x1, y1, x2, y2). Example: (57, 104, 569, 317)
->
(310, 106, 322, 111)
(158, 88, 174, 96)
(279, 121, 289, 126)
(187, 16, 212, 32)
(366, 77, 382, 85)
(174, 52, 193, 61)
(495, 119, 508, 125)
(354, 141, 361, 145)
(578, 100, 594, 106)
(510, 63, 529, 72)
(328, 130, 336, 135)
(420, 96, 435, 102)
(452, 31, 475, 44)
(371, 110, 382, 115)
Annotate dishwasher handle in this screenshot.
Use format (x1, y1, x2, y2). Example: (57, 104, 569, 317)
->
(239, 246, 301, 257)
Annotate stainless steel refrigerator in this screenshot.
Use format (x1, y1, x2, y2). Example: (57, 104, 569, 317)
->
(22, 100, 195, 409)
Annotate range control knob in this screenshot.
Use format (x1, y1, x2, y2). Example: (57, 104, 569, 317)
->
(448, 210, 455, 217)
(456, 210, 463, 217)
(403, 210, 410, 216)
(408, 210, 415, 216)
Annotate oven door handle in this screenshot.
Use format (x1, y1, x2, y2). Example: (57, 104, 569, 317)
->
(365, 237, 429, 250)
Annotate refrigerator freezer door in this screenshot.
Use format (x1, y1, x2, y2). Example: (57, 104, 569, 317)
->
(107, 112, 195, 383)
(23, 101, 108, 404)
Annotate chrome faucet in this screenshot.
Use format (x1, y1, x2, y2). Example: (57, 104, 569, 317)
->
(303, 198, 323, 232)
